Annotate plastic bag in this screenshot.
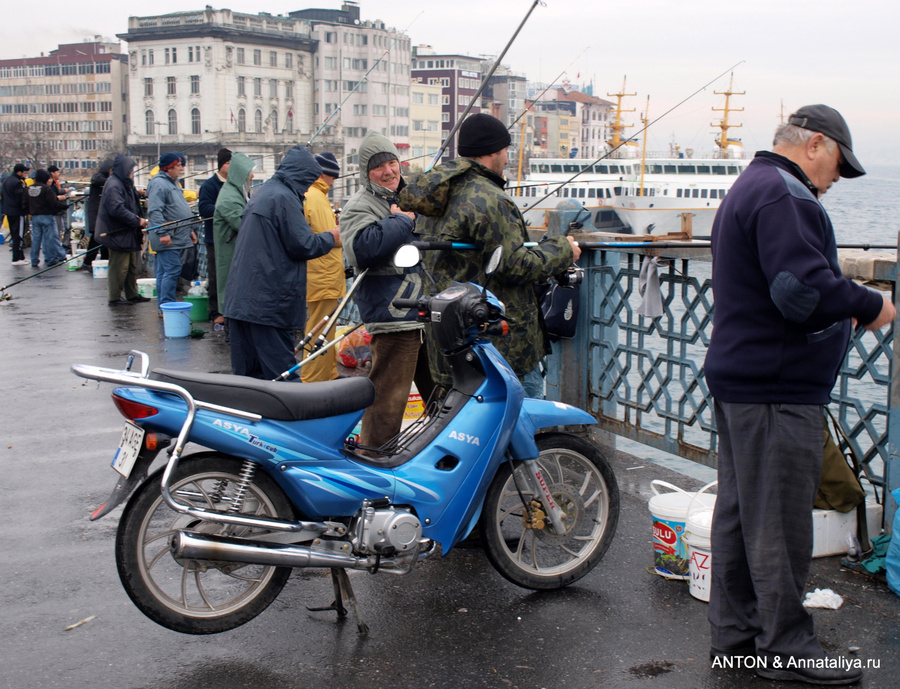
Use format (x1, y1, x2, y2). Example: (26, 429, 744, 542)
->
(886, 489, 900, 597)
(338, 325, 372, 368)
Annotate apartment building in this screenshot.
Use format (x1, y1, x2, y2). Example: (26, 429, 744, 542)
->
(0, 40, 128, 179)
(407, 82, 443, 172)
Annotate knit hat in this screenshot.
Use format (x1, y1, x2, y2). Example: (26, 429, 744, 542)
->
(367, 151, 398, 172)
(13, 163, 30, 173)
(217, 148, 233, 170)
(315, 152, 341, 177)
(458, 113, 511, 157)
(159, 152, 186, 171)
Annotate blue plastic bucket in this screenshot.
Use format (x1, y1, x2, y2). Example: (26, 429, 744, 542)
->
(160, 302, 192, 338)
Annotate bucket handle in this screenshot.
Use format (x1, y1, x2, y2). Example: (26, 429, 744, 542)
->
(687, 480, 718, 518)
(651, 479, 691, 497)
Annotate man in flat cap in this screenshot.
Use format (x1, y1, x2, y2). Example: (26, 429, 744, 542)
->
(704, 105, 895, 685)
(401, 112, 580, 398)
(147, 152, 196, 309)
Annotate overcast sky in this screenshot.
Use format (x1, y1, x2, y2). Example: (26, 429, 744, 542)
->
(3, 1, 898, 164)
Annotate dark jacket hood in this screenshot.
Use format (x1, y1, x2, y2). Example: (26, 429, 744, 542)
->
(273, 145, 321, 197)
(97, 157, 115, 177)
(112, 154, 136, 185)
(34, 169, 51, 185)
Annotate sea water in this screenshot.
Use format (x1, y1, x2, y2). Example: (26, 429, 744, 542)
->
(619, 163, 900, 480)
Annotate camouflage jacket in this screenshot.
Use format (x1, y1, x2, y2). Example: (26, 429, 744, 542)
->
(399, 158, 573, 387)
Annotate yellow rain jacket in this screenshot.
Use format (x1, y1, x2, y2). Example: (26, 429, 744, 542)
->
(304, 177, 346, 301)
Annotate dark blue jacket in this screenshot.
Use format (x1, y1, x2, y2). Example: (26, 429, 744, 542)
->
(197, 173, 225, 244)
(96, 155, 144, 253)
(704, 152, 884, 404)
(223, 145, 334, 330)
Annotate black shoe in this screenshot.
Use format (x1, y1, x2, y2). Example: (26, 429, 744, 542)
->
(755, 656, 862, 685)
(128, 295, 151, 303)
(108, 298, 134, 307)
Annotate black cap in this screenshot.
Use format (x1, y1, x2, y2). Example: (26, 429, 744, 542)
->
(458, 113, 512, 157)
(13, 163, 30, 173)
(788, 104, 865, 178)
(47, 164, 60, 173)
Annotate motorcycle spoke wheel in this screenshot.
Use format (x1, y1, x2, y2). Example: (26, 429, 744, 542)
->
(116, 454, 294, 634)
(480, 433, 619, 590)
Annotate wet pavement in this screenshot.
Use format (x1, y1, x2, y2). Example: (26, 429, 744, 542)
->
(1, 258, 899, 689)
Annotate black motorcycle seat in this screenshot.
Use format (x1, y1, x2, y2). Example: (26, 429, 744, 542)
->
(150, 369, 375, 422)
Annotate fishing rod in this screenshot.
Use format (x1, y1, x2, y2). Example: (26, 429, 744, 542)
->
(130, 135, 225, 176)
(521, 60, 746, 215)
(307, 12, 424, 147)
(275, 322, 365, 381)
(427, 0, 543, 171)
(294, 268, 369, 355)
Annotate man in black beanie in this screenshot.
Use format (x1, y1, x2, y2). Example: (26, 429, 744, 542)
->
(400, 113, 580, 398)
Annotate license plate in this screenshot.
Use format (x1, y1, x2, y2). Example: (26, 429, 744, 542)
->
(111, 422, 145, 478)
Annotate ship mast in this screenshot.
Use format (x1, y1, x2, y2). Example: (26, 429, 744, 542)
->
(639, 96, 649, 196)
(606, 75, 636, 158)
(711, 72, 744, 159)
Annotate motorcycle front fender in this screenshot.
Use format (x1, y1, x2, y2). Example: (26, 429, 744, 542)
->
(507, 399, 596, 460)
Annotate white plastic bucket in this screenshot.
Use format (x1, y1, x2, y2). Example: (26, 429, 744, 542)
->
(137, 278, 157, 299)
(684, 509, 714, 601)
(92, 259, 109, 279)
(67, 241, 83, 271)
(649, 480, 716, 578)
(160, 302, 192, 338)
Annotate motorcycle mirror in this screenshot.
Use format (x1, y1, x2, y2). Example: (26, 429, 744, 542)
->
(393, 244, 421, 268)
(485, 246, 503, 276)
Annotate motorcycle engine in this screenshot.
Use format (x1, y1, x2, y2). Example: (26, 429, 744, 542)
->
(355, 505, 423, 556)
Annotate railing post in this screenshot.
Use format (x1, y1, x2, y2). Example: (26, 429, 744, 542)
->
(887, 232, 900, 533)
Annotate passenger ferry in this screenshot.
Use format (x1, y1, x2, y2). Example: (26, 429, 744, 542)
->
(510, 75, 748, 235)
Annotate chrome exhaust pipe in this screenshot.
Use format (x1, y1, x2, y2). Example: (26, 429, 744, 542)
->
(171, 531, 363, 569)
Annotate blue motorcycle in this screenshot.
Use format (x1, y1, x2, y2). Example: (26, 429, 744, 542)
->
(72, 246, 619, 635)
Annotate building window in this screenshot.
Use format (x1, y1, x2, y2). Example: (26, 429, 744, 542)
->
(167, 77, 176, 96)
(286, 108, 294, 133)
(285, 53, 293, 69)
(190, 75, 200, 94)
(428, 93, 439, 106)
(270, 51, 278, 67)
(412, 92, 423, 104)
(144, 78, 153, 97)
(172, 48, 177, 64)
(237, 76, 245, 97)
(270, 109, 278, 132)
(148, 49, 154, 65)
(254, 109, 262, 133)
(269, 79, 278, 98)
(191, 108, 201, 135)
(236, 48, 245, 64)
(237, 108, 246, 132)
(167, 109, 177, 135)
(253, 49, 262, 66)
(165, 48, 170, 64)
(145, 110, 155, 135)
(254, 78, 262, 97)
(285, 81, 293, 99)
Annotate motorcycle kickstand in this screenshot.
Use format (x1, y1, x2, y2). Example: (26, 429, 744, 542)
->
(307, 568, 369, 636)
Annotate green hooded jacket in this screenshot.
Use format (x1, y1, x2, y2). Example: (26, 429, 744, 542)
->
(399, 157, 573, 386)
(213, 152, 254, 310)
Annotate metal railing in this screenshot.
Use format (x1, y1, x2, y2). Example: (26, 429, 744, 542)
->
(546, 229, 898, 530)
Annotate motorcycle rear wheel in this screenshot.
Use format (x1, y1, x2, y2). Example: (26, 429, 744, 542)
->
(116, 453, 295, 634)
(480, 432, 619, 590)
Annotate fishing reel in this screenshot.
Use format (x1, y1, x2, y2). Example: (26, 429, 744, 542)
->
(555, 265, 584, 287)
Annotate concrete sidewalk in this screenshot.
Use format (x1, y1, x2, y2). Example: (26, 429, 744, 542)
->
(1, 257, 898, 689)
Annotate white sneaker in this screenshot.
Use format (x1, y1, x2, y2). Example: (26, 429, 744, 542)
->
(11, 259, 29, 265)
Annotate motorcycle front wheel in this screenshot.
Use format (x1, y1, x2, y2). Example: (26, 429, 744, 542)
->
(480, 432, 619, 590)
(116, 453, 295, 634)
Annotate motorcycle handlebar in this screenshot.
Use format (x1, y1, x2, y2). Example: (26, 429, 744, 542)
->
(392, 298, 421, 310)
(411, 241, 478, 251)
